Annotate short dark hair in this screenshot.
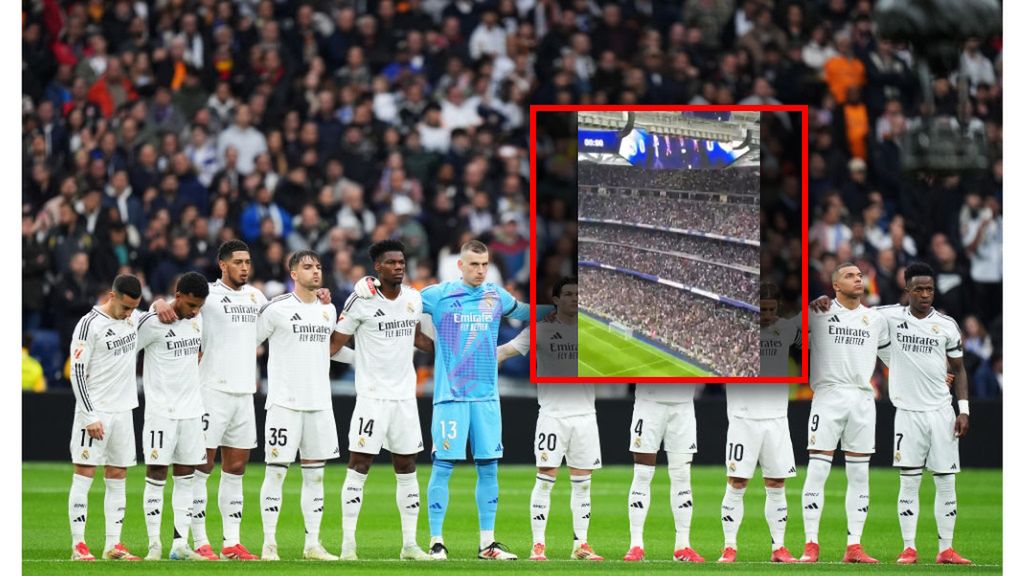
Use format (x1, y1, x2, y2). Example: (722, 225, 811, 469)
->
(369, 240, 407, 262)
(218, 239, 250, 261)
(553, 276, 578, 298)
(112, 274, 142, 299)
(176, 271, 210, 299)
(904, 262, 936, 285)
(289, 249, 321, 270)
(831, 261, 860, 283)
(760, 281, 781, 301)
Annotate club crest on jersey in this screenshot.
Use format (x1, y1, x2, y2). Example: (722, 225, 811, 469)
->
(322, 311, 330, 321)
(80, 449, 90, 460)
(480, 293, 496, 312)
(540, 452, 548, 462)
(192, 320, 200, 333)
(931, 324, 940, 334)
(442, 439, 451, 451)
(407, 302, 415, 314)
(728, 462, 736, 472)
(127, 316, 134, 327)
(809, 434, 816, 445)
(249, 292, 257, 304)
(271, 448, 279, 458)
(894, 451, 902, 462)
(358, 437, 366, 448)
(150, 449, 158, 460)
(861, 315, 869, 326)
(634, 437, 641, 448)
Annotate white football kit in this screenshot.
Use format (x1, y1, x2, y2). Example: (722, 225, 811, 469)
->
(878, 306, 963, 473)
(257, 293, 340, 463)
(723, 314, 801, 479)
(137, 309, 207, 466)
(68, 307, 142, 467)
(510, 324, 602, 469)
(630, 384, 698, 455)
(807, 301, 890, 453)
(199, 280, 267, 450)
(335, 287, 425, 456)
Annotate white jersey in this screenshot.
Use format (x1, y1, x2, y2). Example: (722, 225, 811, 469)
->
(809, 300, 889, 393)
(728, 314, 801, 420)
(257, 293, 337, 410)
(335, 286, 422, 400)
(635, 383, 697, 404)
(200, 280, 268, 394)
(878, 305, 963, 411)
(509, 325, 595, 417)
(137, 308, 205, 419)
(69, 307, 142, 419)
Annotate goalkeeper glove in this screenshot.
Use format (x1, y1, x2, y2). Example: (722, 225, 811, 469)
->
(354, 276, 381, 299)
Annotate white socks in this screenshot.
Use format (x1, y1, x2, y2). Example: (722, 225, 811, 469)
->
(69, 474, 92, 546)
(530, 473, 555, 545)
(395, 472, 420, 548)
(191, 470, 210, 548)
(260, 464, 288, 547)
(934, 474, 957, 551)
(669, 459, 694, 550)
(104, 478, 127, 550)
(802, 454, 832, 543)
(570, 474, 592, 545)
(219, 471, 244, 548)
(480, 529, 494, 549)
(628, 464, 655, 548)
(143, 477, 166, 547)
(301, 464, 325, 549)
(845, 455, 871, 546)
(764, 486, 788, 551)
(171, 474, 195, 548)
(341, 468, 367, 555)
(720, 484, 745, 547)
(898, 470, 922, 549)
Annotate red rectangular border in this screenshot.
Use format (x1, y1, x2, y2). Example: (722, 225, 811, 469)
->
(529, 104, 810, 384)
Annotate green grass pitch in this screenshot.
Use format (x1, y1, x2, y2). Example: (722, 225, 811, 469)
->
(578, 312, 712, 377)
(23, 462, 1000, 574)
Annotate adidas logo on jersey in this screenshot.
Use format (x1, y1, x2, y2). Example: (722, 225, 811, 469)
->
(828, 315, 841, 323)
(593, 459, 601, 466)
(221, 296, 231, 303)
(452, 300, 462, 309)
(165, 329, 176, 338)
(552, 332, 563, 340)
(689, 443, 696, 450)
(291, 313, 302, 321)
(788, 467, 796, 474)
(105, 329, 116, 337)
(374, 309, 386, 317)
(897, 321, 909, 330)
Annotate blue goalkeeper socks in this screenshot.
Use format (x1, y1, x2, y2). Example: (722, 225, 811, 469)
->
(476, 459, 499, 532)
(428, 458, 455, 537)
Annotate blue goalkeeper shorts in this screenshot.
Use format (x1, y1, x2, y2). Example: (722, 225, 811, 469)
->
(431, 400, 504, 461)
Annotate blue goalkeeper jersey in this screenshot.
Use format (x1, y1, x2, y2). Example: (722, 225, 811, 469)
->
(422, 281, 532, 403)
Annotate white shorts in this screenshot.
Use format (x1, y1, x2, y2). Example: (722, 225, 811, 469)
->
(807, 386, 876, 454)
(893, 406, 960, 474)
(725, 416, 796, 479)
(143, 414, 208, 466)
(202, 388, 257, 450)
(629, 399, 697, 454)
(347, 397, 424, 456)
(535, 413, 602, 469)
(264, 405, 340, 463)
(70, 410, 136, 467)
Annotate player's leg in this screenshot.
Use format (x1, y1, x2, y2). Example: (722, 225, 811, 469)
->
(529, 414, 564, 559)
(102, 411, 140, 560)
(388, 398, 429, 560)
(69, 410, 103, 560)
(719, 416, 758, 561)
(666, 402, 702, 562)
(624, 399, 661, 561)
(341, 396, 383, 560)
(299, 408, 340, 560)
(472, 400, 515, 559)
(427, 401, 467, 558)
(760, 418, 798, 563)
(192, 389, 225, 553)
(566, 414, 603, 561)
(801, 390, 843, 561)
(840, 391, 877, 563)
(894, 408, 925, 563)
(142, 462, 169, 560)
(216, 392, 258, 559)
(929, 407, 970, 564)
(260, 405, 299, 560)
(168, 417, 209, 560)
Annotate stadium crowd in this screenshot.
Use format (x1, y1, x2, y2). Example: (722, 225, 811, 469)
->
(21, 0, 1001, 398)
(579, 240, 758, 305)
(578, 162, 760, 196)
(579, 267, 759, 377)
(580, 222, 760, 268)
(579, 190, 759, 240)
